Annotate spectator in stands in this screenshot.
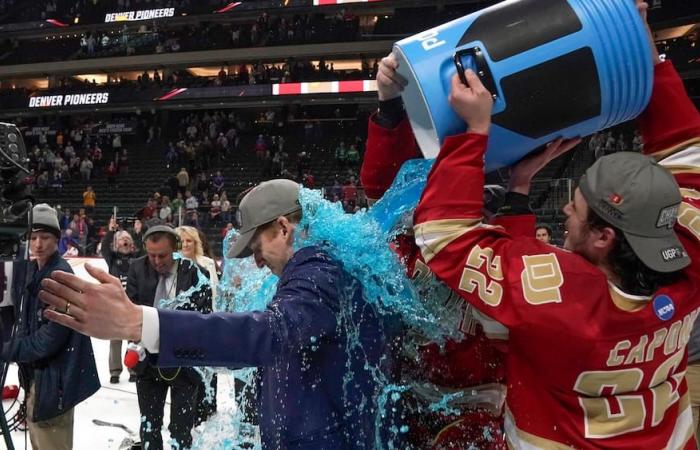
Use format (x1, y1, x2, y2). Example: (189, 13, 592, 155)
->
(159, 196, 173, 223)
(50, 169, 64, 189)
(177, 167, 189, 195)
(171, 193, 185, 225)
(196, 172, 209, 194)
(165, 143, 178, 169)
(106, 161, 118, 192)
(58, 228, 77, 255)
(85, 216, 99, 256)
(209, 194, 222, 226)
(255, 134, 267, 159)
(58, 207, 71, 230)
(119, 149, 129, 174)
(212, 170, 225, 194)
(36, 170, 49, 193)
(112, 134, 122, 153)
(335, 141, 347, 167)
(185, 210, 201, 229)
(346, 144, 360, 167)
(80, 157, 93, 181)
(102, 217, 139, 384)
(92, 146, 103, 177)
(69, 153, 81, 178)
(83, 186, 96, 215)
(130, 219, 146, 255)
(220, 192, 232, 224)
(535, 224, 553, 244)
(185, 190, 198, 213)
(141, 199, 157, 221)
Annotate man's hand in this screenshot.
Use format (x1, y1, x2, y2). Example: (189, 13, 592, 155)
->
(39, 264, 143, 342)
(377, 53, 408, 101)
(108, 217, 118, 232)
(448, 70, 494, 135)
(508, 137, 582, 195)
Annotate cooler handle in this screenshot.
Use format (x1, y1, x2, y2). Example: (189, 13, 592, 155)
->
(453, 47, 498, 99)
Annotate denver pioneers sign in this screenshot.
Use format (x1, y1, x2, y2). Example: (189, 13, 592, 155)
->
(29, 93, 110, 108)
(104, 8, 175, 23)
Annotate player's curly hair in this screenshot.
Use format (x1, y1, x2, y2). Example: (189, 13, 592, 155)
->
(587, 210, 682, 296)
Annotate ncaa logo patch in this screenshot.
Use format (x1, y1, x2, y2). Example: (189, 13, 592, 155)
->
(653, 295, 675, 321)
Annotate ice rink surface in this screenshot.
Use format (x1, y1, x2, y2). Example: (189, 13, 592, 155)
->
(2, 257, 237, 449)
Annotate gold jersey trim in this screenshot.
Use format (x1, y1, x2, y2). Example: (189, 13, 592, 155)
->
(650, 138, 700, 161)
(608, 282, 651, 312)
(414, 218, 484, 263)
(504, 408, 577, 450)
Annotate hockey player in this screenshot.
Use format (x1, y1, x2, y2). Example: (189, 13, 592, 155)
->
(362, 53, 580, 448)
(412, 2, 700, 448)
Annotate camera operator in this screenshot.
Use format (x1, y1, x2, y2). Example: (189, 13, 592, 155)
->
(2, 204, 99, 450)
(101, 216, 139, 384)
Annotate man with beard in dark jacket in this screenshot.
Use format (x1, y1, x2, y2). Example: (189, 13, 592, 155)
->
(2, 204, 99, 450)
(102, 216, 141, 383)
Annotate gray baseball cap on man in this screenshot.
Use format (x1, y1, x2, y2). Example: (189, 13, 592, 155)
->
(578, 152, 689, 273)
(228, 179, 301, 258)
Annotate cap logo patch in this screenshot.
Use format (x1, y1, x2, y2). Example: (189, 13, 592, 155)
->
(661, 246, 687, 262)
(653, 295, 675, 321)
(596, 200, 623, 220)
(656, 204, 679, 229)
(609, 193, 623, 205)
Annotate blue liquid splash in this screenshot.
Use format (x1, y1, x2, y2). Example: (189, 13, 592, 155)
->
(187, 159, 495, 449)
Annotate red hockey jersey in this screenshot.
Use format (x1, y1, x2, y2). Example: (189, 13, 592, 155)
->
(413, 61, 700, 449)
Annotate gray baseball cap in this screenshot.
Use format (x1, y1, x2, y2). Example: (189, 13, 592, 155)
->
(228, 179, 301, 258)
(578, 152, 689, 273)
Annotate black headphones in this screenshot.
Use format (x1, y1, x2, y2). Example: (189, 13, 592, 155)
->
(142, 225, 182, 251)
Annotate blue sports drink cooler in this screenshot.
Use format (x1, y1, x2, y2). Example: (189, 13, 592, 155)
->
(393, 0, 653, 170)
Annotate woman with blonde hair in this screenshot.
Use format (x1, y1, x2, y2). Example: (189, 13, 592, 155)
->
(175, 225, 219, 424)
(175, 226, 219, 298)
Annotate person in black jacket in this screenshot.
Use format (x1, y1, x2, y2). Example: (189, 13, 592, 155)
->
(102, 216, 141, 384)
(2, 204, 99, 450)
(126, 225, 212, 450)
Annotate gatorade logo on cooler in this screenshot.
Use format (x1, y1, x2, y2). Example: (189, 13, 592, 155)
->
(653, 295, 675, 322)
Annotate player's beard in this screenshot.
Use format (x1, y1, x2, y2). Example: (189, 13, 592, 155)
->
(564, 222, 595, 264)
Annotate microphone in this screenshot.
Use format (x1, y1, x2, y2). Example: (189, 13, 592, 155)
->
(124, 342, 146, 369)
